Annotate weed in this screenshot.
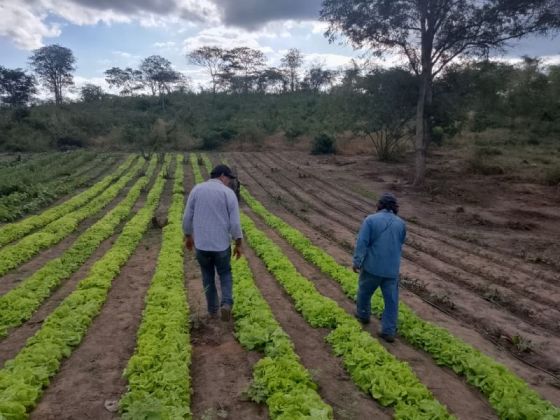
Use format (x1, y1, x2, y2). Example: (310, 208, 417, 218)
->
(508, 334, 534, 353)
(432, 293, 456, 310)
(483, 287, 503, 304)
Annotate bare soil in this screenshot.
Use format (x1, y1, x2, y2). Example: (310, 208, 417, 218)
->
(0, 163, 138, 295)
(29, 162, 169, 419)
(185, 161, 267, 420)
(228, 151, 560, 406)
(1, 149, 558, 418)
(242, 233, 392, 419)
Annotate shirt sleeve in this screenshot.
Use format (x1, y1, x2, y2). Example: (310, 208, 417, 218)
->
(401, 223, 407, 244)
(182, 188, 197, 235)
(352, 218, 371, 268)
(226, 190, 243, 240)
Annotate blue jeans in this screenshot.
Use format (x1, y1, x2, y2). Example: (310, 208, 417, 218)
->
(195, 247, 233, 314)
(356, 270, 399, 336)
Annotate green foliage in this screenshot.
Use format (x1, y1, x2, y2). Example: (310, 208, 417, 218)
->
(311, 133, 336, 155)
(543, 166, 560, 186)
(432, 126, 444, 145)
(0, 157, 146, 276)
(0, 155, 158, 338)
(121, 156, 192, 419)
(194, 154, 334, 418)
(0, 155, 134, 247)
(0, 157, 170, 417)
(0, 152, 116, 222)
(240, 186, 560, 419)
(237, 209, 451, 418)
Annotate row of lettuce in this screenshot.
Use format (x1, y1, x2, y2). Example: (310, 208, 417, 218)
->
(0, 155, 171, 418)
(0, 156, 144, 276)
(0, 152, 118, 223)
(193, 153, 334, 419)
(200, 153, 451, 418)
(0, 155, 158, 338)
(0, 155, 135, 248)
(235, 167, 560, 419)
(119, 155, 193, 419)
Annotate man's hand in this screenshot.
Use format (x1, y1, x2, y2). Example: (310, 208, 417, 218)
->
(233, 239, 243, 260)
(184, 235, 193, 251)
(352, 266, 360, 274)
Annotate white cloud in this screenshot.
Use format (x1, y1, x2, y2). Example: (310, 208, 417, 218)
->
(182, 26, 273, 53)
(153, 41, 177, 48)
(0, 2, 61, 49)
(0, 0, 218, 50)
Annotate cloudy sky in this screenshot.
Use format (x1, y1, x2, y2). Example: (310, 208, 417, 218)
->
(1, 0, 559, 92)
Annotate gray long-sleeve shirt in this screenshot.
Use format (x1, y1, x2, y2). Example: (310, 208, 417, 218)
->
(182, 179, 242, 252)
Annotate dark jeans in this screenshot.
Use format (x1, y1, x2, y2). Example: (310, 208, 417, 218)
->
(356, 270, 399, 336)
(195, 247, 233, 314)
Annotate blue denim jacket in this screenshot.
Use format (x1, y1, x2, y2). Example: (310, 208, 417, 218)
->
(352, 210, 406, 278)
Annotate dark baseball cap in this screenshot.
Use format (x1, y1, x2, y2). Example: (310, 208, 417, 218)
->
(378, 192, 398, 207)
(210, 164, 236, 179)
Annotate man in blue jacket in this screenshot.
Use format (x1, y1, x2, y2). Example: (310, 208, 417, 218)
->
(352, 192, 406, 343)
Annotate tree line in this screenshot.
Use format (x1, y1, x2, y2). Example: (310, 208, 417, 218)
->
(0, 45, 340, 108)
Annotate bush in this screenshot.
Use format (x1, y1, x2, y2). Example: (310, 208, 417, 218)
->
(432, 126, 444, 145)
(311, 133, 336, 155)
(467, 148, 505, 175)
(543, 166, 560, 186)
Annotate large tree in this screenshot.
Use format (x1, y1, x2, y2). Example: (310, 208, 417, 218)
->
(302, 64, 336, 92)
(0, 66, 37, 107)
(281, 48, 304, 92)
(104, 67, 143, 96)
(80, 84, 104, 102)
(321, 0, 560, 185)
(222, 47, 266, 94)
(29, 44, 75, 105)
(139, 55, 182, 109)
(187, 46, 226, 94)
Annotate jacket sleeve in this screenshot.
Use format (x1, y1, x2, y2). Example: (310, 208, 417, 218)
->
(182, 188, 196, 235)
(226, 190, 243, 240)
(352, 218, 371, 268)
(401, 222, 407, 245)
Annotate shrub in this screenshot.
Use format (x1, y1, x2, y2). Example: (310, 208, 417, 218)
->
(543, 166, 560, 186)
(311, 133, 336, 155)
(432, 126, 444, 145)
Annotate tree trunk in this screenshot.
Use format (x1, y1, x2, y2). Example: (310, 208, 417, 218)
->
(413, 73, 428, 186)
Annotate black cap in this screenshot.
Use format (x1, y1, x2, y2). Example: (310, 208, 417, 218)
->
(210, 164, 236, 179)
(378, 192, 398, 207)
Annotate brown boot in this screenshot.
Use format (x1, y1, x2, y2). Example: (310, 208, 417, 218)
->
(220, 304, 232, 322)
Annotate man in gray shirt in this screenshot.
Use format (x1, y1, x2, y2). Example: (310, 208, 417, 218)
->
(183, 164, 243, 321)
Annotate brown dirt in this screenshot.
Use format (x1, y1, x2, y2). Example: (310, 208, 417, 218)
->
(184, 160, 267, 420)
(237, 151, 560, 373)
(229, 151, 560, 406)
(0, 160, 157, 363)
(29, 162, 169, 419)
(243, 238, 393, 419)
(0, 165, 138, 296)
(242, 205, 497, 419)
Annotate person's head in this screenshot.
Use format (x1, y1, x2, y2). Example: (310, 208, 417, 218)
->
(377, 192, 399, 214)
(210, 164, 236, 187)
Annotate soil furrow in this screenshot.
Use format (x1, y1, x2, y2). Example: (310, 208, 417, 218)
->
(184, 160, 267, 420)
(29, 185, 168, 420)
(241, 204, 498, 420)
(259, 152, 560, 303)
(242, 230, 392, 419)
(0, 160, 160, 363)
(230, 152, 560, 405)
(0, 164, 143, 295)
(243, 153, 560, 336)
(270, 151, 560, 283)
